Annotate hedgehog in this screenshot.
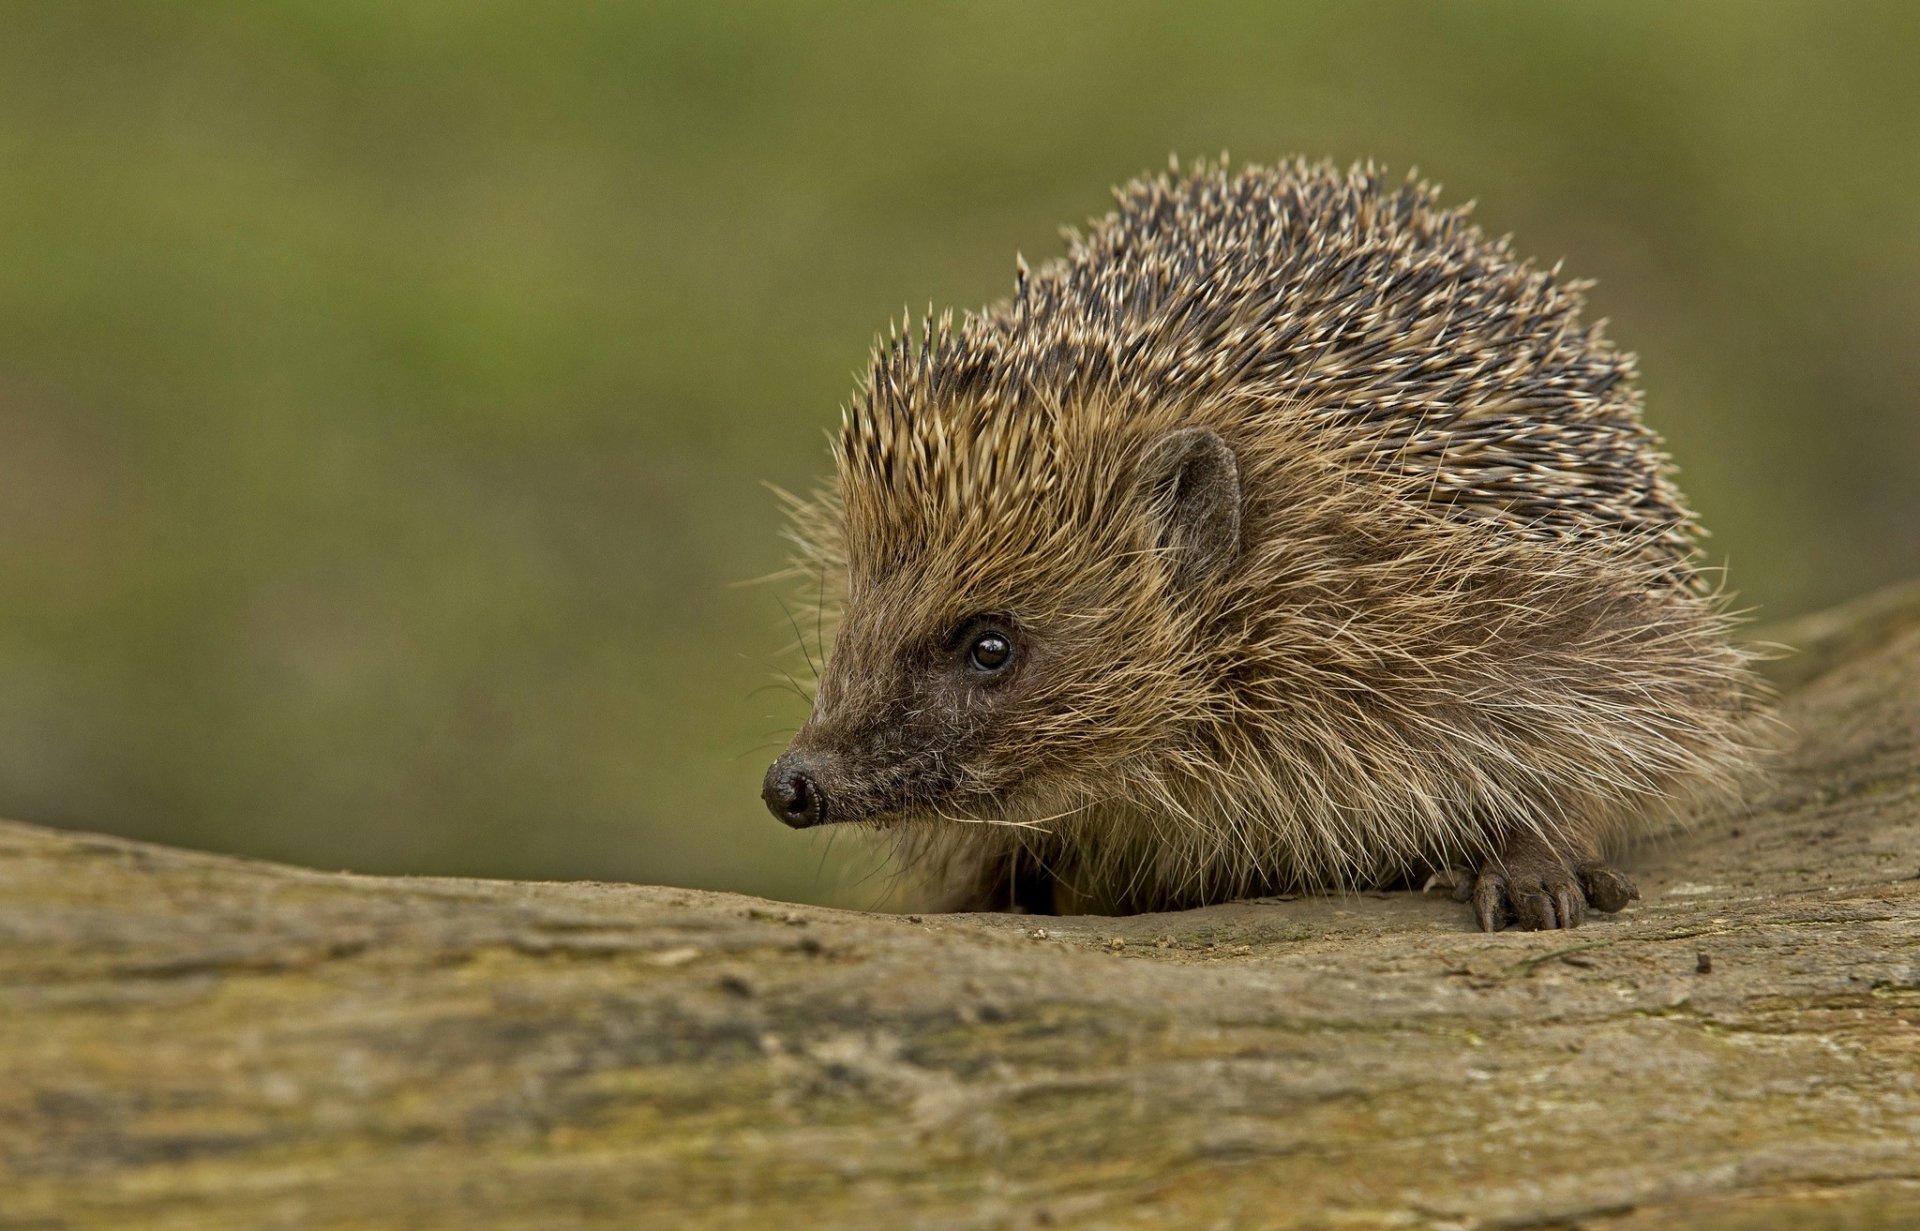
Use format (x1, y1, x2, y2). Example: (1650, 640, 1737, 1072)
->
(760, 158, 1760, 931)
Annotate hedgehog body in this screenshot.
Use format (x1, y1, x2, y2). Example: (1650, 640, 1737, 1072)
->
(763, 159, 1759, 928)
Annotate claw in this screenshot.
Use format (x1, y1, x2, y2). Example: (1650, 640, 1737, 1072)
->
(1513, 888, 1556, 931)
(1554, 885, 1585, 929)
(1472, 872, 1509, 932)
(1422, 866, 1478, 903)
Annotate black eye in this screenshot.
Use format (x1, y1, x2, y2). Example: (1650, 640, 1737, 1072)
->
(966, 631, 1014, 674)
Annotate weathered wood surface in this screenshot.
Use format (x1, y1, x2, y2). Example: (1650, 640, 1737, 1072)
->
(3, 583, 1919, 1231)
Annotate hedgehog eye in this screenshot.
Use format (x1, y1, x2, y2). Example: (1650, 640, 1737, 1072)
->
(965, 630, 1015, 675)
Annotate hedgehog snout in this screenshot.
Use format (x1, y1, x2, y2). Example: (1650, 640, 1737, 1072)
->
(762, 751, 830, 829)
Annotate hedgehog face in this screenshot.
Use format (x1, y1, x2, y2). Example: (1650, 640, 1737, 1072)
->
(761, 602, 1048, 828)
(762, 420, 1243, 832)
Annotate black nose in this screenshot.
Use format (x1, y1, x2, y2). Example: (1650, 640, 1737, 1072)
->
(762, 755, 827, 829)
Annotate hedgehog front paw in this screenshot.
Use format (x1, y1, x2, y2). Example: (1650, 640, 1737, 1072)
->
(1467, 855, 1639, 932)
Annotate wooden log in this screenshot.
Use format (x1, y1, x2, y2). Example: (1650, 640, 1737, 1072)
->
(4, 582, 1919, 1230)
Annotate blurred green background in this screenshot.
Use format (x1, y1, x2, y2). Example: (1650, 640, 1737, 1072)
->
(3, 2, 1916, 906)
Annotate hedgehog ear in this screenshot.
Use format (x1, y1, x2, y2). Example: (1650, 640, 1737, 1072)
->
(1137, 426, 1242, 588)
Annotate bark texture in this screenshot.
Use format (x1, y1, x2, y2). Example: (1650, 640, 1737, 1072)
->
(4, 582, 1919, 1230)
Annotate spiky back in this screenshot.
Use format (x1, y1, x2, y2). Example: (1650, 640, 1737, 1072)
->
(849, 158, 1696, 580)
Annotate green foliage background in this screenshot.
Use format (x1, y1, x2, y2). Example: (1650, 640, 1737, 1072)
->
(3, 2, 1916, 904)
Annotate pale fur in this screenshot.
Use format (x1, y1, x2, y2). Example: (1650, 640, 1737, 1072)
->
(772, 158, 1762, 914)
